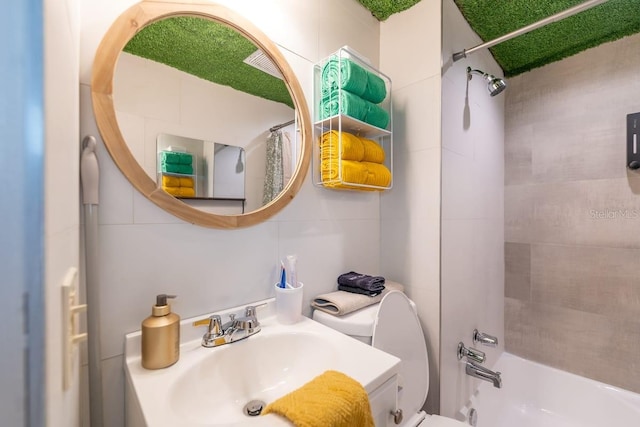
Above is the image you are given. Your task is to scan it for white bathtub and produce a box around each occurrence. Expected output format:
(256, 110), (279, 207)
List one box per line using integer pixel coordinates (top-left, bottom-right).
(457, 352), (640, 427)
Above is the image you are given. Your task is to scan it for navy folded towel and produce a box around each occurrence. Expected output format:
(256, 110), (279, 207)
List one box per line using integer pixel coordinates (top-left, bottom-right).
(337, 284), (382, 297)
(337, 271), (385, 295)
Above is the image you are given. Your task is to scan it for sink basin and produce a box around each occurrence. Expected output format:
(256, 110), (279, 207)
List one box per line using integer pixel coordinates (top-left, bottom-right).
(125, 300), (400, 426)
(170, 332), (339, 425)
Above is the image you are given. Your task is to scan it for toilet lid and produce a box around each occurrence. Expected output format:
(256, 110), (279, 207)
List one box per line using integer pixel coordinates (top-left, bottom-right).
(372, 291), (429, 417)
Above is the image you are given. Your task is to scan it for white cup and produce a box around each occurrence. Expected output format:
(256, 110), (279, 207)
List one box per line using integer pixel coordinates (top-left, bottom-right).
(274, 282), (304, 324)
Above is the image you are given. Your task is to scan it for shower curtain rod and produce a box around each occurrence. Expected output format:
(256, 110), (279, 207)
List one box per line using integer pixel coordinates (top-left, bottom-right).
(270, 119), (295, 132)
(452, 0), (608, 62)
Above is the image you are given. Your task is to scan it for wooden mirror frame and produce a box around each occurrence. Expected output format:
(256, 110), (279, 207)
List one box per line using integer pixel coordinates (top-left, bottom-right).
(91, 1), (311, 228)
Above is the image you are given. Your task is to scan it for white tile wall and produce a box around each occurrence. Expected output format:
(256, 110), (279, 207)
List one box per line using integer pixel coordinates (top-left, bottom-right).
(79, 1), (387, 425)
(379, 0), (442, 414)
(439, 0), (505, 418)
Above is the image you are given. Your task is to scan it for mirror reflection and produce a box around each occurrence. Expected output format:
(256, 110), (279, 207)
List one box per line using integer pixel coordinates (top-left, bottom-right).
(112, 16), (299, 214)
(156, 134), (247, 209)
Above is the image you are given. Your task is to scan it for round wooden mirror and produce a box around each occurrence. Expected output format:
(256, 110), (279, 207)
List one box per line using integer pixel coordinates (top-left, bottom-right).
(91, 1), (311, 228)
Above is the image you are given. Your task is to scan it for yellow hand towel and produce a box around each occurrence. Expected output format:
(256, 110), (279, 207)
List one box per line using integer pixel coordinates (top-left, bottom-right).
(162, 175), (194, 189)
(361, 138), (385, 163)
(161, 175), (181, 188)
(162, 186), (195, 198)
(263, 370), (374, 427)
(363, 162), (392, 187)
(321, 130), (364, 161)
(321, 159), (368, 183)
(178, 177), (194, 188)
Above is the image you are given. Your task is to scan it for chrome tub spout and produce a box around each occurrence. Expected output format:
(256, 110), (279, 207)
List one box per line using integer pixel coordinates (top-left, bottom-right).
(466, 360), (502, 388)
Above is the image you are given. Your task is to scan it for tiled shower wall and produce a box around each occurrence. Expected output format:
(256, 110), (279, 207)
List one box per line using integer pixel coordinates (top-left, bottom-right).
(439, 0), (505, 418)
(505, 32), (640, 392)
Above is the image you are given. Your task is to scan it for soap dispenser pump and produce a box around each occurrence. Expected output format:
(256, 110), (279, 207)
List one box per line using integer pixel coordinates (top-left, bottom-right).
(141, 294), (180, 369)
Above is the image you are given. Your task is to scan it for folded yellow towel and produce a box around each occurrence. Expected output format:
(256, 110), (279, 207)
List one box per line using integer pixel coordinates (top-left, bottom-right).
(363, 162), (392, 187)
(161, 175), (181, 188)
(361, 138), (385, 163)
(178, 177), (194, 188)
(321, 130), (364, 161)
(263, 370), (374, 427)
(162, 186), (195, 198)
(321, 159), (368, 183)
(162, 175), (194, 189)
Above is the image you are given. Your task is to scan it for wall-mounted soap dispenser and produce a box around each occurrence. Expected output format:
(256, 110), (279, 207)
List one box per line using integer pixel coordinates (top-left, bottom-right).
(141, 294), (180, 369)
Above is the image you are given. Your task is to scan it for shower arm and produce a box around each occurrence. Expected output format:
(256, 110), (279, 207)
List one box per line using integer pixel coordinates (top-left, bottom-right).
(467, 68), (490, 80)
(452, 0), (609, 62)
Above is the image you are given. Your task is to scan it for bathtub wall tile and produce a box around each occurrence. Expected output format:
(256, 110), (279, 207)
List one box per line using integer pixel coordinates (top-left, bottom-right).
(505, 32), (640, 395)
(504, 242), (530, 301)
(531, 244), (640, 320)
(505, 298), (640, 393)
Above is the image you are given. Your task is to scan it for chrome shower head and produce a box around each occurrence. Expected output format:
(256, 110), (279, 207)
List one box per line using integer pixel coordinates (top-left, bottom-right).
(467, 67), (507, 97)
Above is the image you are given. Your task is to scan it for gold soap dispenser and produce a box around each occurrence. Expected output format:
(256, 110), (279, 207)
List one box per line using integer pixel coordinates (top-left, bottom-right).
(141, 294), (180, 369)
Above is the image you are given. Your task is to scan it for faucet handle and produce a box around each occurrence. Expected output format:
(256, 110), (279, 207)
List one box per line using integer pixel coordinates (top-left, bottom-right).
(457, 342), (486, 364)
(193, 315), (222, 337)
(473, 329), (499, 347)
(244, 302), (267, 317)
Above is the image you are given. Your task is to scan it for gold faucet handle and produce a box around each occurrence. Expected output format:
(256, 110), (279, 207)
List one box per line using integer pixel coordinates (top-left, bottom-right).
(192, 318), (210, 328)
(192, 315), (222, 336)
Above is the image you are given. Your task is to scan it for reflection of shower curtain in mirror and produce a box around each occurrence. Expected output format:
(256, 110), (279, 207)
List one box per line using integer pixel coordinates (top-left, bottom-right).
(263, 131), (284, 205)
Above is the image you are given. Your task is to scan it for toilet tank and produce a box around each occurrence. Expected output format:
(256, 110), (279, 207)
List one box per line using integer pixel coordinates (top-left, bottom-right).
(312, 303), (379, 345)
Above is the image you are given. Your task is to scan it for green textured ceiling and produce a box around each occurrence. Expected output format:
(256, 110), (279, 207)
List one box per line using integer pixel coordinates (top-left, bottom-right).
(123, 16), (293, 108)
(357, 0), (422, 20)
(357, 0), (640, 77)
(453, 0), (640, 76)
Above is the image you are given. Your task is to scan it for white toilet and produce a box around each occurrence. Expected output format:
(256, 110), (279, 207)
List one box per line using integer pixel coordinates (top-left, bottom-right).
(313, 291), (467, 427)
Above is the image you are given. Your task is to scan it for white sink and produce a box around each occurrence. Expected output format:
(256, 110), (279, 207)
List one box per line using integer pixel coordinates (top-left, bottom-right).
(125, 299), (400, 427)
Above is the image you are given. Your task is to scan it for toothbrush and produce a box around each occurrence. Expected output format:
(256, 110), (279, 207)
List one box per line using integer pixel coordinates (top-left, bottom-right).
(286, 255), (298, 288)
(279, 262), (286, 288)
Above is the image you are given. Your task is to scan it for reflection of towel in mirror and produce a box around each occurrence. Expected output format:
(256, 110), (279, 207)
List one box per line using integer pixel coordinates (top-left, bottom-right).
(162, 186), (195, 198)
(263, 370), (374, 427)
(263, 131), (284, 205)
(282, 132), (293, 185)
(162, 175), (194, 188)
(161, 151), (192, 165)
(338, 271), (385, 293)
(162, 175), (180, 187)
(178, 177), (194, 188)
(161, 163), (193, 175)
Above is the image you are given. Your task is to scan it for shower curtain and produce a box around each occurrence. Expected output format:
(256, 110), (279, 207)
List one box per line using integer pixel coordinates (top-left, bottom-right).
(263, 130), (284, 205)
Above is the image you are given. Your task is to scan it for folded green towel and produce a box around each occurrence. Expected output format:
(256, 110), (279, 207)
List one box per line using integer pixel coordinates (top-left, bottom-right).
(161, 162), (193, 175)
(321, 90), (368, 122)
(320, 91), (389, 129)
(365, 71), (387, 104)
(161, 151), (193, 165)
(321, 57), (387, 104)
(364, 102), (390, 129)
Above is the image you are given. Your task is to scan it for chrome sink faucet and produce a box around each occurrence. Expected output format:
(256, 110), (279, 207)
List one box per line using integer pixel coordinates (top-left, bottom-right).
(193, 303), (266, 348)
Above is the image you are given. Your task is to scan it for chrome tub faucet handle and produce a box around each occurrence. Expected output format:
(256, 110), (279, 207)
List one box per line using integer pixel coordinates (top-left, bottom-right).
(473, 329), (499, 347)
(457, 342), (486, 364)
